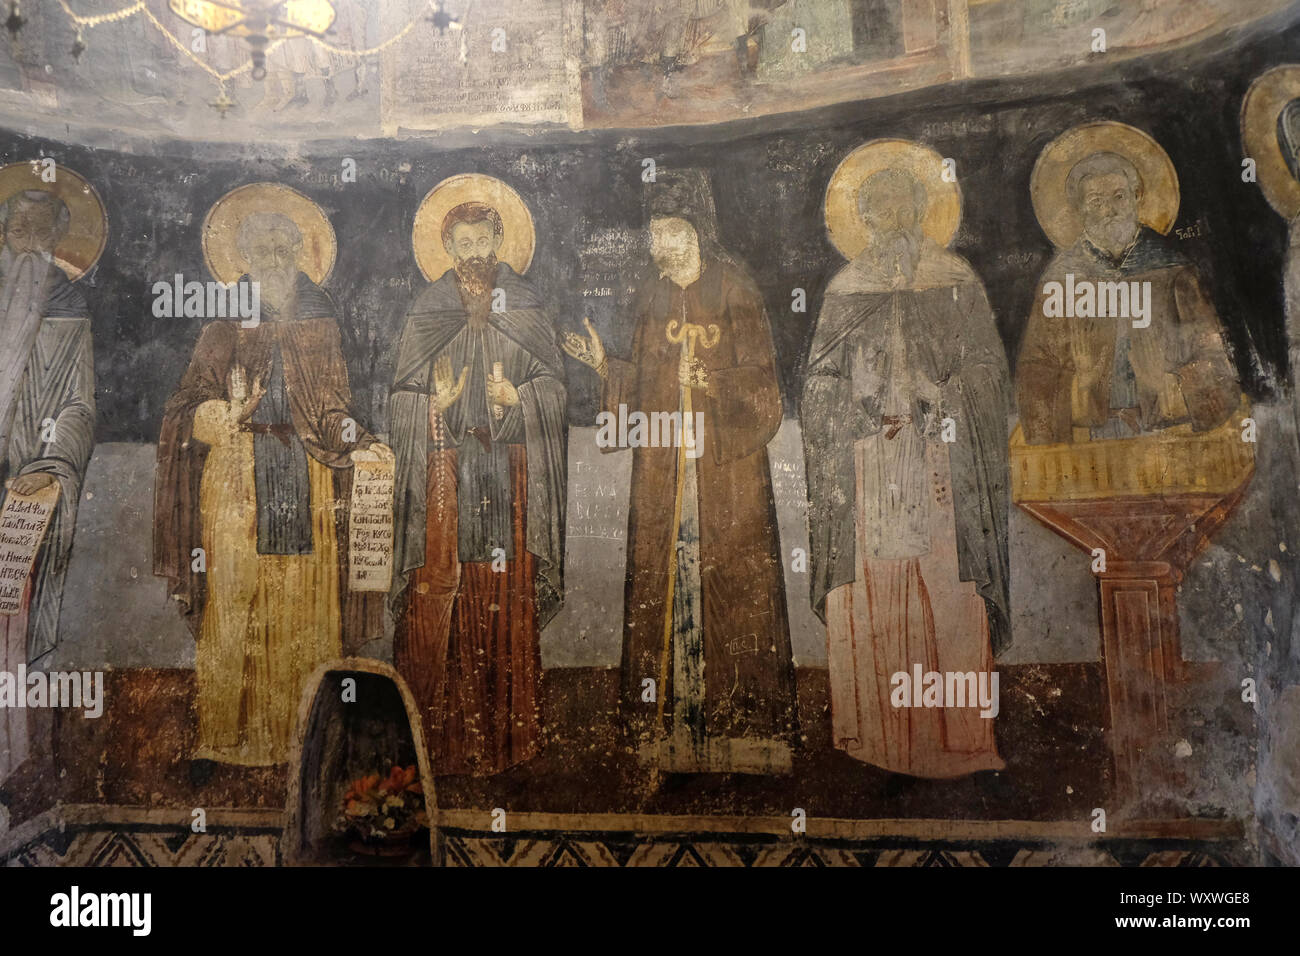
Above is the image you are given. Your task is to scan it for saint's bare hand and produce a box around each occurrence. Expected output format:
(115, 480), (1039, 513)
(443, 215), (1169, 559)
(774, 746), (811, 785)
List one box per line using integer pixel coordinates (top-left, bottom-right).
(433, 356), (470, 412)
(678, 356), (709, 390)
(487, 377), (520, 407)
(562, 317), (606, 372)
(6, 473), (55, 496)
(351, 441), (394, 463)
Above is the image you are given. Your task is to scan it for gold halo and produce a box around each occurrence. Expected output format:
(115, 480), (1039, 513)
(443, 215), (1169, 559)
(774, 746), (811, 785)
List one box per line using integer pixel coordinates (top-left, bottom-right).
(201, 183), (336, 285)
(0, 162), (107, 280)
(1242, 64), (1300, 221)
(412, 174), (536, 281)
(1030, 122), (1180, 249)
(824, 139), (962, 257)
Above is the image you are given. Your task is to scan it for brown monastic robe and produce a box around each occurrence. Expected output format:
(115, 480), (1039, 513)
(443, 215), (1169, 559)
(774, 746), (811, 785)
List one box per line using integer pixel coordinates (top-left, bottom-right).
(1017, 228), (1240, 445)
(604, 255), (796, 768)
(155, 274), (375, 628)
(154, 273), (376, 764)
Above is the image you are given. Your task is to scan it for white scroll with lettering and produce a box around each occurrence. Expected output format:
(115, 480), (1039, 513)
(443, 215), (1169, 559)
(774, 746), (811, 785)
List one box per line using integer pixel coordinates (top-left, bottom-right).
(348, 459), (395, 592)
(0, 481), (59, 614)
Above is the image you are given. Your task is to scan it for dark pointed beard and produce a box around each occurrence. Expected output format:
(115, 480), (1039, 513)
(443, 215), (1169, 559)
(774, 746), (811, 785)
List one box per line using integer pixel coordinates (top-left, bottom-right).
(454, 254), (497, 297)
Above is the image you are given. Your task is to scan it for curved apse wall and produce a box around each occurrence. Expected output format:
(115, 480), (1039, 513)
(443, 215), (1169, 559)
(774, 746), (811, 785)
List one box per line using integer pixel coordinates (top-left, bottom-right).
(1, 1), (1299, 878)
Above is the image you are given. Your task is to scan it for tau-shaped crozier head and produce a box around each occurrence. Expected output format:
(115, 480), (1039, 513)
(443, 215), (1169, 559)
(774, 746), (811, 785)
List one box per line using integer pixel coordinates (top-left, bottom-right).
(0, 189), (71, 257)
(1067, 151), (1143, 258)
(236, 211), (303, 307)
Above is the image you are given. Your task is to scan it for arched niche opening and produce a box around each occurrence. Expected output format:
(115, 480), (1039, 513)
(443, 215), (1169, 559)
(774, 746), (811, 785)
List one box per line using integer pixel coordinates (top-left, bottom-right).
(284, 658), (437, 866)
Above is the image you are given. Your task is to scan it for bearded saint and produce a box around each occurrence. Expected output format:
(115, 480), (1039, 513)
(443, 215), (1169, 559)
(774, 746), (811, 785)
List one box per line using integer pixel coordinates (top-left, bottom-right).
(1017, 151), (1239, 445)
(802, 167), (1008, 778)
(155, 211), (389, 777)
(565, 169), (796, 775)
(390, 201), (566, 776)
(0, 190), (96, 784)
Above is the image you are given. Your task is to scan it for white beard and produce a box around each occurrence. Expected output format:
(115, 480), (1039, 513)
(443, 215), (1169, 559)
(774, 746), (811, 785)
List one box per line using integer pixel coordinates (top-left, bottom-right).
(257, 269), (296, 312)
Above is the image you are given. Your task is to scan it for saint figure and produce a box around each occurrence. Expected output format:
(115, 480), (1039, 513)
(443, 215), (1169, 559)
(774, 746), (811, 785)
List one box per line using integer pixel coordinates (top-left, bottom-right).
(1242, 66), (1300, 443)
(155, 193), (389, 778)
(565, 169), (796, 774)
(390, 183), (566, 777)
(1017, 147), (1239, 445)
(0, 184), (98, 783)
(802, 149), (1007, 778)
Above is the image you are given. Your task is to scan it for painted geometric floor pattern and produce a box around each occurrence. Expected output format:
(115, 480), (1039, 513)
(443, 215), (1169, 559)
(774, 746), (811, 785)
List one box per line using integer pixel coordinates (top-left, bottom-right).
(438, 831), (1244, 867)
(3, 824), (282, 867)
(3, 822), (1245, 867)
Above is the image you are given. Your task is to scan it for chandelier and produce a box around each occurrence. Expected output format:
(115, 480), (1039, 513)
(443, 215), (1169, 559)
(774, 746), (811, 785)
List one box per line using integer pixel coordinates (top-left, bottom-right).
(168, 1), (336, 80)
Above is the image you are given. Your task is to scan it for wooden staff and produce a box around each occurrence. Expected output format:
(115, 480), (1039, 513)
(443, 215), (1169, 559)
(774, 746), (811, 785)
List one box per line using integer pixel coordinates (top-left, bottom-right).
(655, 312), (721, 738)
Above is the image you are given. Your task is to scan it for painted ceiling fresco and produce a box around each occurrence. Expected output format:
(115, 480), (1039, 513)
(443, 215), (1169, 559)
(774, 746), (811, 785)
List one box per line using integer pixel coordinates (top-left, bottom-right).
(0, 0), (1292, 141)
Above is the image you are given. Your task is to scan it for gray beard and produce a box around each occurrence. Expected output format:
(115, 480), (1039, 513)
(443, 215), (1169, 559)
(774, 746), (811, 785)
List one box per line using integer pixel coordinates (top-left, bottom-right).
(1084, 219), (1139, 257)
(868, 228), (922, 280)
(256, 270), (296, 311)
(0, 249), (45, 316)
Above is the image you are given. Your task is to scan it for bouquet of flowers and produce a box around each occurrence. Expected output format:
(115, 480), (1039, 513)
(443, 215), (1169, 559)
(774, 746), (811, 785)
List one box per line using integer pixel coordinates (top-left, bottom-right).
(336, 765), (428, 845)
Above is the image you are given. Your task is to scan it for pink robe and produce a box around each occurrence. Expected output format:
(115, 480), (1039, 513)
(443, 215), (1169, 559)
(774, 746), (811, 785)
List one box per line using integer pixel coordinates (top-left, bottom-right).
(824, 438), (1003, 778)
(806, 243), (1008, 778)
